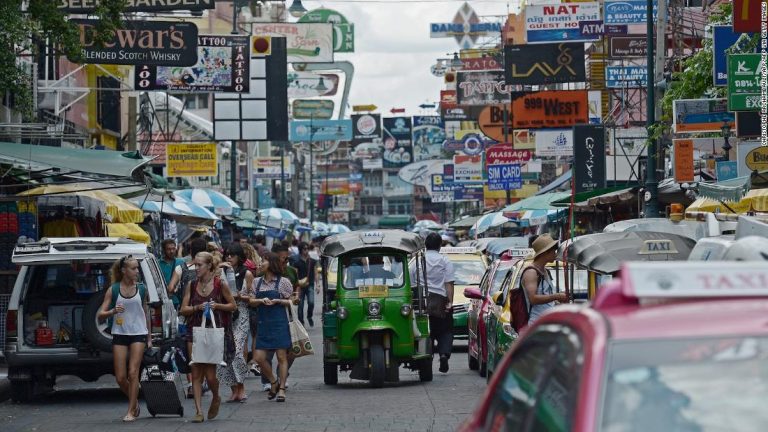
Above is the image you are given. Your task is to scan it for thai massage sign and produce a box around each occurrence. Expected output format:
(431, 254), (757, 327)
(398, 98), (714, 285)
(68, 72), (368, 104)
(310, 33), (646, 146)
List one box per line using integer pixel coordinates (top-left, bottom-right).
(70, 20), (198, 66)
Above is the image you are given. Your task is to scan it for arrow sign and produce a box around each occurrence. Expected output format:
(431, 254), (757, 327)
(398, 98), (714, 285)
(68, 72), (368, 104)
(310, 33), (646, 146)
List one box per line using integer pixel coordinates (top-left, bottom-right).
(419, 103), (436, 109)
(353, 104), (377, 112)
(390, 107), (405, 114)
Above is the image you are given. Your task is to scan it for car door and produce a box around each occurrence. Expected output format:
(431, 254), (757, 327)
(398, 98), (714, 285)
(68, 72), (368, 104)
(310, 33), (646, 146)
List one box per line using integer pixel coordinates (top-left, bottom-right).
(483, 325), (583, 432)
(486, 266), (514, 372)
(469, 264), (493, 342)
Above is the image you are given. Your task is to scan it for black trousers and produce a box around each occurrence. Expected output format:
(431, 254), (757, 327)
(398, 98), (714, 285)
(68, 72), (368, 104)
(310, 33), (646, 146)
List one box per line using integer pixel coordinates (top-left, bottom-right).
(429, 312), (454, 358)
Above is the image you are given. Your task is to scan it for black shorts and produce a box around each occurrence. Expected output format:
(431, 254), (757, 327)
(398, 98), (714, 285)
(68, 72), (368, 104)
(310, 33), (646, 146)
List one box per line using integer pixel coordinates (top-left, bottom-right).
(112, 334), (147, 346)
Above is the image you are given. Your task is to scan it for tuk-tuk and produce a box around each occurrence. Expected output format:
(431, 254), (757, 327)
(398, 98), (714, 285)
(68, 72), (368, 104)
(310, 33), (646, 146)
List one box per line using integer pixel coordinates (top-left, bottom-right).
(319, 230), (432, 387)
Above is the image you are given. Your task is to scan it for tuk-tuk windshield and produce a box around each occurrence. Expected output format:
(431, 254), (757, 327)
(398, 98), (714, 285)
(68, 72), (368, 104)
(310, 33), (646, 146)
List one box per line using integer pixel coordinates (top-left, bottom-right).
(341, 254), (405, 289)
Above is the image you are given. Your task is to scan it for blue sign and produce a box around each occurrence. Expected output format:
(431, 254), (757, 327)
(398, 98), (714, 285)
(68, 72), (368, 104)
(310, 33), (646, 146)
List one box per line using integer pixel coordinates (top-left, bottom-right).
(605, 24), (628, 35)
(487, 163), (522, 191)
(289, 119), (353, 142)
(454, 184), (483, 201)
(712, 25), (758, 86)
(430, 173), (462, 193)
(606, 66), (648, 88)
(579, 20), (603, 37)
(716, 161), (738, 181)
(604, 0), (658, 25)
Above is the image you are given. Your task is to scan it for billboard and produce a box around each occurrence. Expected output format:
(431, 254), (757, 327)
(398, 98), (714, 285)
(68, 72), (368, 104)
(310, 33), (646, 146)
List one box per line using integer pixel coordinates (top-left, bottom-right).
(289, 119), (353, 141)
(672, 99), (735, 133)
(135, 35), (249, 93)
(166, 143), (217, 177)
(534, 129), (574, 157)
(572, 125), (606, 193)
(70, 20), (198, 66)
(672, 139), (695, 183)
(457, 70), (509, 105)
(251, 23), (334, 63)
(504, 43), (586, 85)
(287, 72), (339, 98)
(524, 3), (601, 43)
(382, 117), (413, 169)
(352, 114), (382, 145)
(511, 90), (589, 129)
(412, 116), (446, 161)
(609, 36), (648, 58)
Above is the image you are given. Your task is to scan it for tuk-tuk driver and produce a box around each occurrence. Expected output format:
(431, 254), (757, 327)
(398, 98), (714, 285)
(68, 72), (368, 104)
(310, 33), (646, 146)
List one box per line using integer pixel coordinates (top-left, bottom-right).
(363, 255), (396, 282)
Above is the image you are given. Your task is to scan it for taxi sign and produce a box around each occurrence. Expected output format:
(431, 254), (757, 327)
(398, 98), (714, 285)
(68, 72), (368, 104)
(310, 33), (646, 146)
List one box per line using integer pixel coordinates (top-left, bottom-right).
(507, 248), (534, 257)
(358, 285), (389, 298)
(623, 262), (768, 298)
(637, 239), (679, 255)
(360, 231), (384, 244)
(439, 246), (477, 254)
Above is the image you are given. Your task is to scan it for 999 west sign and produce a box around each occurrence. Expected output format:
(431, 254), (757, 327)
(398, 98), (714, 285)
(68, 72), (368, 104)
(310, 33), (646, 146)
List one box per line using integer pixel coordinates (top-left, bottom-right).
(510, 90), (589, 129)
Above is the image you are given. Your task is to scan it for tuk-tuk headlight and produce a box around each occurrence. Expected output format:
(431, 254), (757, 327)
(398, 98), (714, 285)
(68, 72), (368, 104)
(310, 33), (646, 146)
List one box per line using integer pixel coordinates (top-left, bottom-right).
(400, 304), (411, 317)
(337, 307), (348, 320)
(367, 301), (381, 317)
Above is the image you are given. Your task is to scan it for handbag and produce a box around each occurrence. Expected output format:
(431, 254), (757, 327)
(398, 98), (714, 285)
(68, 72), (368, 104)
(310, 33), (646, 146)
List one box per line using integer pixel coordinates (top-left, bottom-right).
(190, 304), (226, 366)
(286, 305), (314, 358)
(427, 292), (448, 318)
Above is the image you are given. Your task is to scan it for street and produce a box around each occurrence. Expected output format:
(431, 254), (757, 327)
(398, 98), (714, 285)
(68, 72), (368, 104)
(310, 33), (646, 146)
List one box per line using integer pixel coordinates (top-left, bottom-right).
(0, 312), (485, 432)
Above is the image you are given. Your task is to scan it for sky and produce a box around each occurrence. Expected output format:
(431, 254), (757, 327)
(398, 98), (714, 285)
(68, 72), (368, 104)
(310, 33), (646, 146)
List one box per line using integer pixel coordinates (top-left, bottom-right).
(293, 0), (519, 117)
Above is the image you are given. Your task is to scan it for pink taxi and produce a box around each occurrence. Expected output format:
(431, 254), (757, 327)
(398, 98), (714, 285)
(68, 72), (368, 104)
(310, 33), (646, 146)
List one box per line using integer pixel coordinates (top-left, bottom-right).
(460, 261), (768, 432)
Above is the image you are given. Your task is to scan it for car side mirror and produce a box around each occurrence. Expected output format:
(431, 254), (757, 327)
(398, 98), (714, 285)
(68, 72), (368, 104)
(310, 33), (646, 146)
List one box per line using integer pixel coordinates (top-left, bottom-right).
(463, 287), (483, 300)
(492, 291), (504, 306)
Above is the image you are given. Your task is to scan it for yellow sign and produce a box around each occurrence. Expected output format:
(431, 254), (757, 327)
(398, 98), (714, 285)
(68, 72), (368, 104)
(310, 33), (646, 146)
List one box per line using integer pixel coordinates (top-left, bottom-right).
(353, 104), (377, 112)
(359, 285), (389, 298)
(166, 143), (218, 177)
(745, 146), (768, 172)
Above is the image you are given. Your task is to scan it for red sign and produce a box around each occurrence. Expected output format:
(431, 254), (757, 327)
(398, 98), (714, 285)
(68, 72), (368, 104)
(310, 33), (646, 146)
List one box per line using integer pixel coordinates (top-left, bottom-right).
(461, 56), (503, 71)
(485, 144), (532, 165)
(733, 0), (764, 32)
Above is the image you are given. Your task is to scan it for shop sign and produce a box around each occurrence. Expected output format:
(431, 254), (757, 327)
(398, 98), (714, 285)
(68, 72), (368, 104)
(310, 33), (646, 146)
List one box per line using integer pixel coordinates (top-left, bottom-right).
(70, 19), (198, 66)
(716, 161), (739, 181)
(736, 111), (762, 137)
(604, 0), (659, 25)
(136, 35), (248, 92)
(454, 184), (484, 201)
(524, 2), (601, 43)
(457, 70), (510, 105)
(609, 36), (648, 58)
(382, 117), (413, 169)
(166, 143), (217, 177)
(253, 157), (292, 179)
(461, 55), (503, 71)
(511, 90), (589, 129)
(572, 125), (606, 193)
(289, 119), (353, 141)
(251, 23), (334, 63)
(297, 8), (355, 52)
(412, 116), (446, 161)
(485, 144), (532, 165)
(430, 2), (503, 49)
(58, 0), (214, 13)
(672, 139), (694, 183)
(733, 0), (764, 32)
(534, 129), (574, 157)
(333, 195), (355, 212)
(578, 20), (604, 37)
(487, 164), (522, 190)
(292, 100), (334, 120)
(453, 155), (483, 183)
(727, 54), (764, 111)
(352, 114), (382, 144)
(672, 99), (735, 133)
(504, 43), (585, 85)
(287, 72), (339, 98)
(745, 146), (768, 172)
(605, 66), (648, 88)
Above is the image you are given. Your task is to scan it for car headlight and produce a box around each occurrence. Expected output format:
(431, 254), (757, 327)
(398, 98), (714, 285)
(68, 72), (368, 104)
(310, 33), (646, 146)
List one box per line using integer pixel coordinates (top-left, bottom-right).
(400, 304), (411, 317)
(368, 301), (381, 316)
(337, 307), (348, 320)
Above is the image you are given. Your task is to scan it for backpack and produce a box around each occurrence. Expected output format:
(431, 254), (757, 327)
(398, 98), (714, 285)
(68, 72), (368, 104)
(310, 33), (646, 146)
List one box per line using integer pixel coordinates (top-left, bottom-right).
(176, 262), (196, 304)
(509, 267), (545, 333)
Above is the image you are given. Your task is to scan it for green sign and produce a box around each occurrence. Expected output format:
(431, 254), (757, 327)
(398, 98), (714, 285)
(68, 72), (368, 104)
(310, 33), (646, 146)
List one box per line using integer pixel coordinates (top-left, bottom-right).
(727, 53), (764, 111)
(292, 99), (335, 120)
(298, 8), (355, 53)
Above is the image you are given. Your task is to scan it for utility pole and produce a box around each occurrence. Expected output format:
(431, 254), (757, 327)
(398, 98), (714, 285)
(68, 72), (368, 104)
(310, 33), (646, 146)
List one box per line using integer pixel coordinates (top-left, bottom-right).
(643, 0), (660, 217)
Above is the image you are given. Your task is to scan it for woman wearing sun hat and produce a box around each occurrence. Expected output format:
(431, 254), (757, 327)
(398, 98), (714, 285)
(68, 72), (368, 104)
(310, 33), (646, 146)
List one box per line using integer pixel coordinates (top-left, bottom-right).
(521, 234), (568, 325)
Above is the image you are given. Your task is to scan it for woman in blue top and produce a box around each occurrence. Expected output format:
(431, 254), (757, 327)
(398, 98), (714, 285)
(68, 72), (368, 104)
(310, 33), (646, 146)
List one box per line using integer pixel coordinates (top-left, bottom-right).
(97, 255), (151, 422)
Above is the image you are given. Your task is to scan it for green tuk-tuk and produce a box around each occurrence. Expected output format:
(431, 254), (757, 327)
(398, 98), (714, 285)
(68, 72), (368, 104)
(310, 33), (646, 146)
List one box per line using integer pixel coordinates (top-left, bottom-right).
(319, 230), (432, 387)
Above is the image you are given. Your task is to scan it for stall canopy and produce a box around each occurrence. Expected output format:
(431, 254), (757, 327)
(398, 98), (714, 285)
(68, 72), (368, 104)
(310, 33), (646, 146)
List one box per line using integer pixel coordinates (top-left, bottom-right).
(536, 170), (572, 195)
(131, 195), (219, 225)
(502, 192), (570, 226)
(449, 215), (481, 229)
(551, 186), (638, 212)
(18, 184), (144, 223)
(105, 223), (150, 244)
(470, 211), (515, 236)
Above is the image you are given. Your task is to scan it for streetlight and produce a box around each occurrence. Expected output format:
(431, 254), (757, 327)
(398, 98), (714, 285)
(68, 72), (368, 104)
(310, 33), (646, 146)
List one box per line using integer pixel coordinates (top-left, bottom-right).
(449, 52), (463, 69)
(720, 121), (732, 161)
(288, 0), (307, 17)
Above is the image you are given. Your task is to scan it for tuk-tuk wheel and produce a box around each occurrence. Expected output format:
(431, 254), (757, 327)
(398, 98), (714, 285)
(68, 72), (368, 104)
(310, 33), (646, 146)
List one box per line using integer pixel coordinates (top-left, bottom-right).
(323, 361), (338, 385)
(418, 357), (433, 382)
(370, 344), (386, 388)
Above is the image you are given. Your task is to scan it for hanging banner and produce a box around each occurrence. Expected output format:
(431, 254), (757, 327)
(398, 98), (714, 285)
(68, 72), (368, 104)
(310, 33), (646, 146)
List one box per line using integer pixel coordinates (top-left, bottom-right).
(382, 117), (414, 169)
(351, 114), (382, 145)
(457, 70), (509, 105)
(136, 35), (249, 93)
(412, 116), (446, 161)
(70, 20), (198, 66)
(524, 2), (601, 43)
(166, 143), (217, 177)
(297, 8), (355, 52)
(572, 125), (606, 193)
(511, 90), (589, 129)
(59, 0), (215, 13)
(604, 0), (659, 25)
(609, 36), (648, 58)
(673, 139), (695, 183)
(251, 23), (334, 63)
(672, 99), (735, 133)
(504, 43), (586, 85)
(534, 129), (574, 157)
(287, 72), (339, 98)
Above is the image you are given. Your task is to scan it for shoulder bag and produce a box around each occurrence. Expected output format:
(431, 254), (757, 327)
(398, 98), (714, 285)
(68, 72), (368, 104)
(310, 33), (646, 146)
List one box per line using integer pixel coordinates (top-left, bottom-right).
(285, 303), (313, 358)
(190, 303), (226, 366)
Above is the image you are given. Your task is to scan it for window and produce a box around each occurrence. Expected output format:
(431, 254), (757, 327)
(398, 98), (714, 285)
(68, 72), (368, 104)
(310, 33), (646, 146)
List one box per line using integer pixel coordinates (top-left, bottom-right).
(387, 198), (412, 215)
(340, 254), (405, 289)
(183, 94), (209, 110)
(363, 173), (383, 188)
(361, 198), (382, 216)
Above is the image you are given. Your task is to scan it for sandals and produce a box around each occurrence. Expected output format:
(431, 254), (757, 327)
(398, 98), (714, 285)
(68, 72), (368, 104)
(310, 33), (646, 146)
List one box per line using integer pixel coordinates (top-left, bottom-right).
(121, 405), (140, 422)
(267, 380), (279, 400)
(192, 413), (204, 423)
(208, 395), (221, 420)
(276, 387), (286, 403)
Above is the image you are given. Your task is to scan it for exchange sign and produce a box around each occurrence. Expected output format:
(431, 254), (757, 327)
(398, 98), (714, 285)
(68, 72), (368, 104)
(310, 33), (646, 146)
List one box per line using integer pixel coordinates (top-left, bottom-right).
(727, 54), (764, 111)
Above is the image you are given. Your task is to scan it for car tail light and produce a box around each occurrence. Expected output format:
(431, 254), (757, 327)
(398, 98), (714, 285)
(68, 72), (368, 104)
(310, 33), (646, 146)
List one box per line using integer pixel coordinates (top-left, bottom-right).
(151, 307), (162, 329)
(6, 310), (17, 338)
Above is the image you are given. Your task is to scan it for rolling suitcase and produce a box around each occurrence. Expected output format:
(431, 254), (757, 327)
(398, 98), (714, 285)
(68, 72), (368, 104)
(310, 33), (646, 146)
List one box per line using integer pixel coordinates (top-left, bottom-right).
(141, 364), (184, 417)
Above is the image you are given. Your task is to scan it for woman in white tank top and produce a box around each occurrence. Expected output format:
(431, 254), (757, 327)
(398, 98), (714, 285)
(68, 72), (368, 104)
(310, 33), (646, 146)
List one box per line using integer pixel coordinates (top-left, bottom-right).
(97, 256), (151, 422)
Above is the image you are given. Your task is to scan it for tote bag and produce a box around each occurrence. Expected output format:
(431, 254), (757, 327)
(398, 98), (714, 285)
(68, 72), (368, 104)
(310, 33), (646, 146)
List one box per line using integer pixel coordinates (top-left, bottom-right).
(191, 304), (226, 366)
(286, 305), (314, 358)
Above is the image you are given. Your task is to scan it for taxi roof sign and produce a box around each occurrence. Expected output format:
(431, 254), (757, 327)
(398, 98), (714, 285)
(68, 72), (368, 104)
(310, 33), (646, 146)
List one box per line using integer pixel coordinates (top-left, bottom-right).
(440, 246), (477, 254)
(506, 248), (534, 257)
(622, 262), (768, 299)
(637, 239), (679, 255)
(360, 231), (385, 244)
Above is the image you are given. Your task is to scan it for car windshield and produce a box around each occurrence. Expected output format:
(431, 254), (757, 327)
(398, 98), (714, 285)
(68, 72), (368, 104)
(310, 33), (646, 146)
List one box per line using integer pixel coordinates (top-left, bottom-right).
(489, 262), (515, 296)
(341, 254), (405, 289)
(601, 336), (768, 432)
(452, 260), (485, 285)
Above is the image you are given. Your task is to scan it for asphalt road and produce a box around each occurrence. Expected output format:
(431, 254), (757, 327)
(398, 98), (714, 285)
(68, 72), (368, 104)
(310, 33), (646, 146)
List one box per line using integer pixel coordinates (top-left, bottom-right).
(0, 312), (488, 432)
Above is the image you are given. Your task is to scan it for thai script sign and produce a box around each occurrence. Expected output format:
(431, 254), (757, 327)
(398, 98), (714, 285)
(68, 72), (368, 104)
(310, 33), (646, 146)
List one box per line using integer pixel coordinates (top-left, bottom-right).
(525, 2), (601, 43)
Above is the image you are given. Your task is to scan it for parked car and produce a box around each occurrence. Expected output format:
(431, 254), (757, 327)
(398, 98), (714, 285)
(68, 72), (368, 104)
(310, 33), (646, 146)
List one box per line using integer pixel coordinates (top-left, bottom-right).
(439, 247), (488, 340)
(4, 237), (177, 402)
(461, 261), (768, 431)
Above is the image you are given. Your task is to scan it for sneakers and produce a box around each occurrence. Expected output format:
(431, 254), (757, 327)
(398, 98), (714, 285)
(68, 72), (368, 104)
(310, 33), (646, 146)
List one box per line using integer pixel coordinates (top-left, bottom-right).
(439, 356), (449, 373)
(262, 383), (271, 392)
(249, 362), (261, 377)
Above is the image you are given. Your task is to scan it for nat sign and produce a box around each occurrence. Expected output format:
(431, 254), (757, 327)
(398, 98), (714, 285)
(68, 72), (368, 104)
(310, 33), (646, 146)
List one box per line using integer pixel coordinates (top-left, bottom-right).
(70, 20), (198, 66)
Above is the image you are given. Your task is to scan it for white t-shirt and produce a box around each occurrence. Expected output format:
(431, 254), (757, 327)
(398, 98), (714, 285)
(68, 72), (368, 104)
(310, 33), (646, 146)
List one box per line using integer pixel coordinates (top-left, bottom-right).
(411, 250), (455, 297)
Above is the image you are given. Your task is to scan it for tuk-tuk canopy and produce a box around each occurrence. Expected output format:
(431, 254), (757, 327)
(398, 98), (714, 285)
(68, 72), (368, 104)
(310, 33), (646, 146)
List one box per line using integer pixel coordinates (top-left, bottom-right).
(319, 230), (425, 258)
(559, 231), (697, 275)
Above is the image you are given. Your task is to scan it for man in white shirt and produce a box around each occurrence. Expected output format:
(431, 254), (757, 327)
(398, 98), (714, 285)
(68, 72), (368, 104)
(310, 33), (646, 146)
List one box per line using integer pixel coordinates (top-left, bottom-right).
(415, 232), (455, 373)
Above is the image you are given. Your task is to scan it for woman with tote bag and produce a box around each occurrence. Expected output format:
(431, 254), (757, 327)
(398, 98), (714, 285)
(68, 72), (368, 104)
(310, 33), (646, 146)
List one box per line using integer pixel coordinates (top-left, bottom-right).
(180, 252), (237, 423)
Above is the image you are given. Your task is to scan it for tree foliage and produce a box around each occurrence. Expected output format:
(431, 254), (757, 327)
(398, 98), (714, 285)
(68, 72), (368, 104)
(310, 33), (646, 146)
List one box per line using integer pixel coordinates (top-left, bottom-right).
(0, 0), (125, 120)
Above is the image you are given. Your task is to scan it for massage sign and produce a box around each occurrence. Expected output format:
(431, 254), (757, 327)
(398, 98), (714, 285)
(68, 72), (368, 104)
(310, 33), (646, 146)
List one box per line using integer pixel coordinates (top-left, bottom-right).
(69, 20), (198, 66)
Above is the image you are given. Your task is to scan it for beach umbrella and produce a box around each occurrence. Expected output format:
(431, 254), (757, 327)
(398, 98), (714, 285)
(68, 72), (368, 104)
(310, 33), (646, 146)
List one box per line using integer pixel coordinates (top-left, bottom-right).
(258, 207), (300, 229)
(173, 188), (241, 216)
(131, 195), (219, 221)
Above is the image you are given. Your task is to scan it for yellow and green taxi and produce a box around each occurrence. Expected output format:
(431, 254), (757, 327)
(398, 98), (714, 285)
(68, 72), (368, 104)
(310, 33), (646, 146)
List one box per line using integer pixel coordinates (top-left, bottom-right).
(485, 258), (588, 380)
(439, 246), (488, 340)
